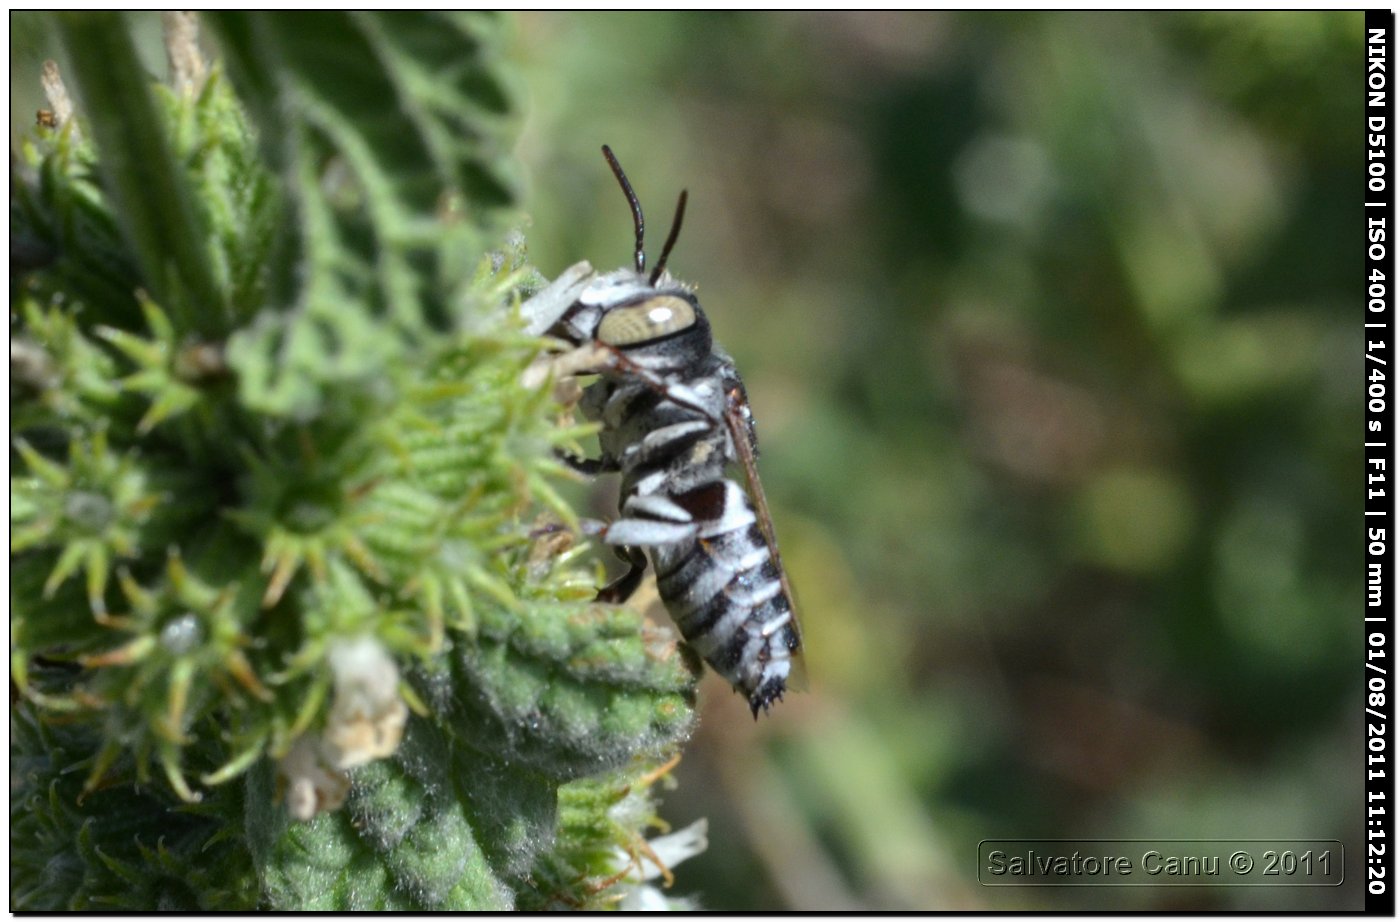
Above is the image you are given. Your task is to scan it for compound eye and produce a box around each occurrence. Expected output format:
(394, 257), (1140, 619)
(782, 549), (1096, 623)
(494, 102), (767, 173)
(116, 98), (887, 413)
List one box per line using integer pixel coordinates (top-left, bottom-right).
(596, 295), (697, 346)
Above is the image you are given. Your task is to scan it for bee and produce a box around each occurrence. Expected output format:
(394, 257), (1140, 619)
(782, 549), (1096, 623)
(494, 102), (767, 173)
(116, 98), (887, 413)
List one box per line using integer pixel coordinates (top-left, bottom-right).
(522, 146), (804, 717)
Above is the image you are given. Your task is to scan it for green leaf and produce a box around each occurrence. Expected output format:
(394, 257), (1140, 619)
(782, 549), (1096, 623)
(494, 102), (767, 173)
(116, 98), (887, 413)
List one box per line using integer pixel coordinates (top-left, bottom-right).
(246, 722), (514, 910)
(9, 706), (257, 910)
(202, 12), (522, 418)
(451, 601), (699, 780)
(11, 123), (147, 334)
(53, 12), (230, 337)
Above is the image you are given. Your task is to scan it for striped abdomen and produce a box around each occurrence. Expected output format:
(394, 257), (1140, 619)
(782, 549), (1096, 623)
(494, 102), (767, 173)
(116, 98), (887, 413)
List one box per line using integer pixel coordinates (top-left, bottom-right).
(650, 480), (800, 715)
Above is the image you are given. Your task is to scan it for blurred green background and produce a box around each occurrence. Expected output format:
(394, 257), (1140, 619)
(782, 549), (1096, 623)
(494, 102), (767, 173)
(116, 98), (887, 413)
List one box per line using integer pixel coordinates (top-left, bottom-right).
(512, 11), (1364, 911)
(11, 11), (1366, 911)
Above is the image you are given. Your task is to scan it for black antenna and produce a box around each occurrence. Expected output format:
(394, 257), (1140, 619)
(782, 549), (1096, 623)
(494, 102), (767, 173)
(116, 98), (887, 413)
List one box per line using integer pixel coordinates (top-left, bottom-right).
(601, 145), (646, 273)
(650, 190), (688, 285)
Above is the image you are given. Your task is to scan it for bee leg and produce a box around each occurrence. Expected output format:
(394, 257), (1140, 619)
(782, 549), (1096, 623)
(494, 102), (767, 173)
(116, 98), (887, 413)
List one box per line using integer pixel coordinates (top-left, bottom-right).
(596, 546), (648, 604)
(581, 516), (698, 547)
(520, 340), (614, 391)
(561, 345), (724, 424)
(554, 449), (617, 476)
(527, 521), (570, 540)
(579, 495), (696, 601)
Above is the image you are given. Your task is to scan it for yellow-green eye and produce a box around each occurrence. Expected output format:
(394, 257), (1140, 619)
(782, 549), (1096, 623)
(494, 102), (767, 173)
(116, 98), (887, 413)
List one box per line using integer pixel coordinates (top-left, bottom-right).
(596, 295), (697, 346)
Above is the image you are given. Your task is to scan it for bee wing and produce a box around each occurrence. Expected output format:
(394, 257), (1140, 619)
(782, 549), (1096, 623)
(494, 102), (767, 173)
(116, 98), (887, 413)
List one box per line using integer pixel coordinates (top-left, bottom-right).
(722, 388), (808, 692)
